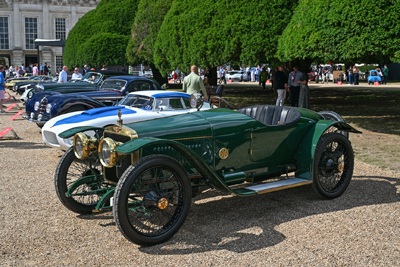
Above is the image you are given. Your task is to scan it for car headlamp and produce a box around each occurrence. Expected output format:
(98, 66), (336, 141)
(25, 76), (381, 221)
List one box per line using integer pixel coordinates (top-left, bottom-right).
(30, 112), (35, 119)
(73, 133), (98, 159)
(190, 93), (204, 110)
(98, 138), (121, 168)
(34, 101), (39, 111)
(46, 104), (52, 113)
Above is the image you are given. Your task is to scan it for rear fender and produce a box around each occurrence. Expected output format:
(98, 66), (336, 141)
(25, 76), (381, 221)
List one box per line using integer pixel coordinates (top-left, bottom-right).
(116, 137), (237, 195)
(54, 96), (106, 115)
(293, 120), (361, 179)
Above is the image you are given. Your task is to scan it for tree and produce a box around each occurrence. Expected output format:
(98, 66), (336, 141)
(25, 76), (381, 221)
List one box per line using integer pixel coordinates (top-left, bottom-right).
(154, 0), (298, 84)
(277, 0), (400, 65)
(64, 0), (139, 68)
(126, 0), (174, 85)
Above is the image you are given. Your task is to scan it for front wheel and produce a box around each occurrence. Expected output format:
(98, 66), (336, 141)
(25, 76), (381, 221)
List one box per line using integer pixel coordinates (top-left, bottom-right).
(312, 133), (354, 199)
(54, 147), (103, 214)
(113, 155), (192, 246)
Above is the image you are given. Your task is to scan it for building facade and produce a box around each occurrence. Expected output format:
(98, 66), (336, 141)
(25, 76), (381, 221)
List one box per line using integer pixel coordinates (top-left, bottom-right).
(0, 0), (100, 71)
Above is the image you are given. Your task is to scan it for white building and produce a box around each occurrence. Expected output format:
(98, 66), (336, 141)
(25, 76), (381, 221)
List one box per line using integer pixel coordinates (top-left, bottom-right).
(0, 0), (100, 71)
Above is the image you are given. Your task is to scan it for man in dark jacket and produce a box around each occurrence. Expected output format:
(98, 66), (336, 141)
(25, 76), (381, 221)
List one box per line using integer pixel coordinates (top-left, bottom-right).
(44, 63), (49, 75)
(275, 66), (287, 106)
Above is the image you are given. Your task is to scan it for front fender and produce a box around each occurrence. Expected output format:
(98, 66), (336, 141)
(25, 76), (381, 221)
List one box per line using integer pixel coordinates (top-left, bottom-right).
(116, 137), (239, 195)
(26, 91), (62, 113)
(58, 126), (105, 139)
(293, 120), (361, 179)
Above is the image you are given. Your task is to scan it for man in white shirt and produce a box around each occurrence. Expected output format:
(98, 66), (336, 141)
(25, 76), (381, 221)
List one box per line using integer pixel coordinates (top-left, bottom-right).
(58, 66), (68, 83)
(32, 64), (38, 76)
(72, 68), (82, 79)
(287, 66), (302, 107)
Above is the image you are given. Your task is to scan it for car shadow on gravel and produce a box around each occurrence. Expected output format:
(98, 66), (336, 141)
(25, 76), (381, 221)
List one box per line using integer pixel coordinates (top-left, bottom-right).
(0, 141), (51, 149)
(138, 176), (399, 254)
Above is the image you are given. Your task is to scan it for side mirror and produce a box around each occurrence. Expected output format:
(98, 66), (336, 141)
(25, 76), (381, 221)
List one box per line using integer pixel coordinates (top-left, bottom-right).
(190, 93), (204, 111)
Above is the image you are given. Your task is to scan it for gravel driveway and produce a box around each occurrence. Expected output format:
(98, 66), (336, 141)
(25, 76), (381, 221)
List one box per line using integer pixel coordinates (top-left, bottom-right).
(0, 94), (399, 266)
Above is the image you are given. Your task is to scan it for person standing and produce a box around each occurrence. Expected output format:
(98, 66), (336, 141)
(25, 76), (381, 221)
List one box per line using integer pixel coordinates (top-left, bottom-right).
(275, 66), (287, 106)
(382, 65), (389, 84)
(220, 67), (226, 84)
(353, 66), (359, 85)
(246, 66), (251, 82)
(182, 65), (208, 99)
(40, 63), (44, 75)
(287, 66), (302, 107)
(0, 65), (6, 113)
(347, 66), (353, 85)
(72, 68), (82, 79)
(17, 67), (24, 77)
(83, 65), (89, 73)
(44, 63), (49, 75)
(251, 67), (256, 82)
(297, 71), (310, 109)
(58, 66), (68, 83)
(32, 64), (38, 76)
(259, 67), (268, 89)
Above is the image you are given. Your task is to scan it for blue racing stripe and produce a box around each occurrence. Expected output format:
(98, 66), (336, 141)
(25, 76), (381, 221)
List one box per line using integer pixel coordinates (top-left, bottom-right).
(152, 92), (190, 98)
(53, 106), (137, 127)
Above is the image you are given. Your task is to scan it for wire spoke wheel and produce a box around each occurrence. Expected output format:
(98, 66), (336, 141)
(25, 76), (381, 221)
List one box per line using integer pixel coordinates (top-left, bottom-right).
(114, 155), (191, 246)
(312, 133), (354, 199)
(55, 147), (104, 214)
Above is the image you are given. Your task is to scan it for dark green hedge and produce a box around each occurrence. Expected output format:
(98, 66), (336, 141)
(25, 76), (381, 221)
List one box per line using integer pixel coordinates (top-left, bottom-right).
(277, 0), (400, 64)
(64, 0), (139, 68)
(154, 0), (298, 74)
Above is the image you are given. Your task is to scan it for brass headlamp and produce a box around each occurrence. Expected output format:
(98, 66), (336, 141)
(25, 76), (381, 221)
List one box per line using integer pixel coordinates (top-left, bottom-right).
(73, 133), (99, 159)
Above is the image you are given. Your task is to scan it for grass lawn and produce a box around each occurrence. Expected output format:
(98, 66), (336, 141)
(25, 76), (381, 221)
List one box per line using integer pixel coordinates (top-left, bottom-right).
(170, 82), (400, 172)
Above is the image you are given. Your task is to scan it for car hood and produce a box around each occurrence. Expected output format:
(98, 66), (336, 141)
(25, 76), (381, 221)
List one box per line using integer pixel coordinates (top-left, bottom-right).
(125, 109), (254, 140)
(52, 106), (136, 127)
(42, 81), (96, 90)
(44, 90), (120, 104)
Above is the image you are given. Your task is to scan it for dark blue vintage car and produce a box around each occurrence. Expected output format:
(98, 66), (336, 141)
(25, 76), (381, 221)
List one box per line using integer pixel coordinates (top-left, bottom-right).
(25, 76), (162, 127)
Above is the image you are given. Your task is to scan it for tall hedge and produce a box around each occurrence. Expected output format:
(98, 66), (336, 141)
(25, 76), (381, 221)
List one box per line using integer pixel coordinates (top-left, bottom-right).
(154, 0), (298, 75)
(64, 0), (139, 68)
(277, 0), (400, 64)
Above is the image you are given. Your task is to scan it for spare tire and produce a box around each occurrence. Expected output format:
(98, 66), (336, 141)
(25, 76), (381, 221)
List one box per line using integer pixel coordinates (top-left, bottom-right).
(318, 110), (349, 139)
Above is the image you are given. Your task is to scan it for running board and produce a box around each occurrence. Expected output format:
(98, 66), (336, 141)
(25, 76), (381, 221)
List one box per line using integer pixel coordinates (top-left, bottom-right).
(244, 178), (312, 194)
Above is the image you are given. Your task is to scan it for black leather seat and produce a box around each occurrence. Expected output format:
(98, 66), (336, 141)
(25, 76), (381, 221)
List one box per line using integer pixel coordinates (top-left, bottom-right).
(237, 105), (301, 126)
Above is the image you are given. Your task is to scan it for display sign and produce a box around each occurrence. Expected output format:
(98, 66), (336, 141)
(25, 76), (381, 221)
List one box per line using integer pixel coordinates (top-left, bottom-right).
(0, 127), (12, 138)
(9, 111), (24, 121)
(5, 103), (18, 111)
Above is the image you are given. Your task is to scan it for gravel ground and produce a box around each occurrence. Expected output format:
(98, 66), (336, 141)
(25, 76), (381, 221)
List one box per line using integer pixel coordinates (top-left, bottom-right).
(0, 92), (399, 266)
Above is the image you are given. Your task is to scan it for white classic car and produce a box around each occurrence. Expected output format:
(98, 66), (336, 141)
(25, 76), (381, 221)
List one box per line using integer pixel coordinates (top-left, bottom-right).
(42, 90), (211, 150)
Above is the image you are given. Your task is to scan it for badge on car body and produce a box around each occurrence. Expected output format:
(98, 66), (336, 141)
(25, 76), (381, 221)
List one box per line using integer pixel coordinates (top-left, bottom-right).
(219, 148), (229, 159)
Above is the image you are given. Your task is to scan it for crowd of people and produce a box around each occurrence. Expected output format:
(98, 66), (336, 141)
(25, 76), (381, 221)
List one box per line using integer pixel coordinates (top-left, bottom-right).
(3, 63), (52, 79)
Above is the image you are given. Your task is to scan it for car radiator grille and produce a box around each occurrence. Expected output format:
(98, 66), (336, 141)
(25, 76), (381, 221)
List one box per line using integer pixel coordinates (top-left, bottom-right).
(38, 97), (47, 116)
(103, 131), (133, 183)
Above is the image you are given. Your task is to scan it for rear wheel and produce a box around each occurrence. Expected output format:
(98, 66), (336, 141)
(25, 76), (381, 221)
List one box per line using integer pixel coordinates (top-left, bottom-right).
(318, 111), (349, 139)
(113, 155), (192, 246)
(312, 133), (354, 199)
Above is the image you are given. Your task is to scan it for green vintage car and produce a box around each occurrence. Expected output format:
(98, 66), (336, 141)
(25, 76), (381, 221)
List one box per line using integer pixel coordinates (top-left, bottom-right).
(55, 96), (360, 246)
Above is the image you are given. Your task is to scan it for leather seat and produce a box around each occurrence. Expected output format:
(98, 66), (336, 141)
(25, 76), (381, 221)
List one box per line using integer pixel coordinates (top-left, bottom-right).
(237, 105), (301, 126)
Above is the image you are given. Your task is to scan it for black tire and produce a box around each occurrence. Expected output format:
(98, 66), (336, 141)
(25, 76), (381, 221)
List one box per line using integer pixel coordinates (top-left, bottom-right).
(113, 155), (192, 246)
(318, 110), (349, 139)
(54, 147), (103, 214)
(36, 123), (44, 129)
(312, 133), (354, 199)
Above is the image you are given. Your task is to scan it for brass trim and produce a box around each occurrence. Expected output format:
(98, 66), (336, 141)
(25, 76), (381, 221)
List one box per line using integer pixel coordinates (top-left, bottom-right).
(158, 198), (168, 209)
(103, 125), (138, 140)
(257, 180), (312, 194)
(73, 133), (98, 159)
(98, 138), (121, 168)
(219, 148), (229, 159)
(338, 163), (344, 172)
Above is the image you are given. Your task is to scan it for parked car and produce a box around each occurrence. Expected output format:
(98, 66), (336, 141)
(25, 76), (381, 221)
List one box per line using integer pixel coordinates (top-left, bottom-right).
(5, 74), (35, 89)
(42, 91), (213, 151)
(20, 70), (128, 102)
(225, 71), (249, 82)
(54, 98), (360, 246)
(368, 70), (382, 84)
(13, 75), (56, 95)
(25, 76), (162, 127)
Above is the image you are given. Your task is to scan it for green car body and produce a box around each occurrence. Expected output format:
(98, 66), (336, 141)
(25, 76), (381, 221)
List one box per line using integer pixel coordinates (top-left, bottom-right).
(56, 105), (360, 246)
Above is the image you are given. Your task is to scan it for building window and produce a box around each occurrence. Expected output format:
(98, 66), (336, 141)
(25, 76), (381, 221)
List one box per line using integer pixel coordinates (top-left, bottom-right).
(25, 17), (38, 50)
(56, 56), (63, 73)
(0, 17), (9, 50)
(55, 18), (66, 40)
